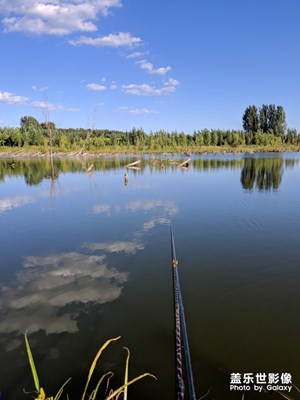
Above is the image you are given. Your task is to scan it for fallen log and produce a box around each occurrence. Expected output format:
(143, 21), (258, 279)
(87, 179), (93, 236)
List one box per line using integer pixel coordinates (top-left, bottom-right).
(177, 158), (191, 168)
(86, 164), (94, 173)
(127, 166), (141, 171)
(124, 159), (141, 168)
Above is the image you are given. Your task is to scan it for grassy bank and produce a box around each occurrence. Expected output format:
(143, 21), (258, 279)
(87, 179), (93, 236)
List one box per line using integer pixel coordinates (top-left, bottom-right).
(1, 144), (300, 157)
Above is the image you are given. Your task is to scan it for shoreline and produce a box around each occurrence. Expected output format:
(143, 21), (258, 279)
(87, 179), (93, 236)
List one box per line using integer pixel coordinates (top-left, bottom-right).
(1, 145), (300, 158)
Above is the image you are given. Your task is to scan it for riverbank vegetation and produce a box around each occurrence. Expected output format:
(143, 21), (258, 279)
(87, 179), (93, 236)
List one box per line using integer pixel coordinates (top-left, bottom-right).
(1, 104), (300, 154)
(25, 332), (156, 400)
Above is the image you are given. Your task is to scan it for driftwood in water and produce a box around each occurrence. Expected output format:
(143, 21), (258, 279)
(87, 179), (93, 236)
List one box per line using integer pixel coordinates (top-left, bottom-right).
(124, 159), (141, 168)
(177, 158), (191, 168)
(86, 164), (94, 173)
(127, 166), (141, 171)
(124, 173), (129, 185)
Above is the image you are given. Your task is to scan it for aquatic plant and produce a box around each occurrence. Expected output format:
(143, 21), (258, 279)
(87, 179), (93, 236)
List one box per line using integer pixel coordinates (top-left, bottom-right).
(25, 332), (156, 400)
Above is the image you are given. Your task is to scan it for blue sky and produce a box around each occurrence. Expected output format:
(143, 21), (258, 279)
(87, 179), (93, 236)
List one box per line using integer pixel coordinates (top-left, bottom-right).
(0, 0), (300, 133)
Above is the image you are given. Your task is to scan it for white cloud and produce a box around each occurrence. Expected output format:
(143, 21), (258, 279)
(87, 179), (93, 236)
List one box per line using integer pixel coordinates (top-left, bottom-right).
(1, 0), (122, 36)
(31, 100), (79, 112)
(136, 60), (171, 76)
(121, 84), (155, 96)
(31, 100), (61, 109)
(164, 78), (179, 86)
(32, 85), (48, 92)
(86, 83), (106, 91)
(118, 106), (158, 115)
(0, 91), (78, 112)
(0, 90), (28, 104)
(126, 51), (149, 59)
(69, 31), (142, 47)
(121, 79), (179, 96)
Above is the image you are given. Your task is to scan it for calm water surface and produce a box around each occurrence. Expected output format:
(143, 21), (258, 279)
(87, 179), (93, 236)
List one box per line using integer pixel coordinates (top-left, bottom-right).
(1, 153), (300, 400)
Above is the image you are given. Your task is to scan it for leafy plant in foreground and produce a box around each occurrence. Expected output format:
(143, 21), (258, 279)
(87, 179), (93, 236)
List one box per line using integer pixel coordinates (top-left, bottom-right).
(25, 332), (156, 400)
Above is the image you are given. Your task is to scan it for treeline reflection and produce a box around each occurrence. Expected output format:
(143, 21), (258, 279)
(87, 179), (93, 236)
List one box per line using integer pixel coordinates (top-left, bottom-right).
(241, 158), (284, 190)
(0, 156), (298, 190)
(0, 157), (137, 186)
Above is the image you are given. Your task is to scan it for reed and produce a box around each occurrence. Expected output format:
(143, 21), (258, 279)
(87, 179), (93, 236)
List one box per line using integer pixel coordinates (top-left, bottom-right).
(25, 333), (156, 400)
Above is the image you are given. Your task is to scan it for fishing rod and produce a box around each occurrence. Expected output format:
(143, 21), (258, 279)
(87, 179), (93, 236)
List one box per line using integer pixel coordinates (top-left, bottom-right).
(171, 226), (197, 400)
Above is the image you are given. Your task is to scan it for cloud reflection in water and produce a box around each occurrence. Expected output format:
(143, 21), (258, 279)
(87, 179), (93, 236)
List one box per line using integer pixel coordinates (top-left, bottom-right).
(92, 203), (111, 215)
(0, 195), (178, 340)
(142, 217), (170, 232)
(125, 199), (178, 214)
(0, 195), (35, 214)
(0, 252), (128, 335)
(83, 241), (144, 254)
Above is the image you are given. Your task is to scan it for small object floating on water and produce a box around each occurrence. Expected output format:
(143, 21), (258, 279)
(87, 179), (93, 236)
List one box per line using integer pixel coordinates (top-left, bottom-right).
(124, 173), (129, 185)
(86, 164), (94, 173)
(124, 159), (141, 168)
(177, 158), (191, 168)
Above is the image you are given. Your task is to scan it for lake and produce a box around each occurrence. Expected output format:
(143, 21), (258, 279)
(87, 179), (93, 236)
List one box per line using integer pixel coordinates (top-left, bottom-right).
(1, 153), (300, 400)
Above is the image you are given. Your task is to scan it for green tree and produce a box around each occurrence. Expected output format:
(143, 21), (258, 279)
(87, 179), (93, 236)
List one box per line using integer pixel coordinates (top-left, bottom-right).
(274, 105), (286, 138)
(20, 116), (43, 146)
(259, 104), (269, 133)
(242, 105), (259, 132)
(193, 131), (204, 146)
(285, 128), (298, 145)
(178, 132), (187, 147)
(258, 104), (286, 137)
(245, 131), (255, 145)
(216, 130), (224, 146)
(203, 129), (211, 146)
(226, 130), (233, 146)
(130, 127), (146, 147)
(0, 128), (9, 146)
(211, 130), (218, 146)
(232, 133), (240, 147)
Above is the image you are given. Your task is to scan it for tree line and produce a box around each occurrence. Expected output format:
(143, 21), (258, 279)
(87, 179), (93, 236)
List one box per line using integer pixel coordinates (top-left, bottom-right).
(1, 106), (300, 150)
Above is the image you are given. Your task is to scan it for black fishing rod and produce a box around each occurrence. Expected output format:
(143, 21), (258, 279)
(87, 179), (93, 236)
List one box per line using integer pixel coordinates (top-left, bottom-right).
(171, 226), (197, 400)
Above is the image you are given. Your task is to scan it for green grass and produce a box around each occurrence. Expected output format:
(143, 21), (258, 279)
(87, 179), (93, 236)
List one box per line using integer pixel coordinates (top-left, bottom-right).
(1, 143), (300, 157)
(25, 333), (156, 400)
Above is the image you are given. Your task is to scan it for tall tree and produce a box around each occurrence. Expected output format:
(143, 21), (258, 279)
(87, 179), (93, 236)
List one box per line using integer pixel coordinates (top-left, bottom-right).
(274, 105), (286, 137)
(258, 104), (286, 136)
(20, 116), (43, 146)
(268, 104), (277, 132)
(259, 104), (269, 133)
(203, 129), (211, 146)
(242, 105), (259, 132)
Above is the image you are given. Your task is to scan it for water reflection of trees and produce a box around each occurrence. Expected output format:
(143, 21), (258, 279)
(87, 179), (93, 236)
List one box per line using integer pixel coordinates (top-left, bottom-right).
(193, 158), (242, 171)
(0, 157), (244, 185)
(0, 157), (140, 185)
(0, 156), (299, 188)
(0, 158), (59, 186)
(241, 158), (284, 190)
